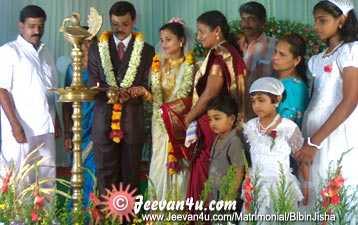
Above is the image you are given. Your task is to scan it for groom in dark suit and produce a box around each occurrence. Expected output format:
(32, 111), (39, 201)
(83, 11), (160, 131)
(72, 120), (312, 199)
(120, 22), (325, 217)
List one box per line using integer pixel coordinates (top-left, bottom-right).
(87, 1), (154, 200)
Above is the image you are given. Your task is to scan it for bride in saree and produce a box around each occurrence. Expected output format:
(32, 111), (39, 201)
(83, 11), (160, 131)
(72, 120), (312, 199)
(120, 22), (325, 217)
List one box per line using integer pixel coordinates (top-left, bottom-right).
(129, 18), (196, 201)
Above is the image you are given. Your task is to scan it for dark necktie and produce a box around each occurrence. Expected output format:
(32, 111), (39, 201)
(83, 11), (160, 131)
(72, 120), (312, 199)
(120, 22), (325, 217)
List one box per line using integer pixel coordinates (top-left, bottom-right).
(118, 42), (125, 61)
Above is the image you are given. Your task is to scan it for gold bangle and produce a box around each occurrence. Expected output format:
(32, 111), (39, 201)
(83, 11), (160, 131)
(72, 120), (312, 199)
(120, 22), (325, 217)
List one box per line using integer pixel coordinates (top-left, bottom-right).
(140, 87), (153, 102)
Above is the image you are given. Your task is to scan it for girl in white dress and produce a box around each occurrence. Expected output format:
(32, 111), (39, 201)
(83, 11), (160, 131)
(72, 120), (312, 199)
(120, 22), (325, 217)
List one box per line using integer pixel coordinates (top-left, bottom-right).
(243, 77), (309, 215)
(294, 0), (358, 219)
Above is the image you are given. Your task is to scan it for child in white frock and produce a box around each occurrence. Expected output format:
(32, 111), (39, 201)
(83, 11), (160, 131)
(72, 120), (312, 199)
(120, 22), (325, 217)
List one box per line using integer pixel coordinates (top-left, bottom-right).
(243, 77), (309, 216)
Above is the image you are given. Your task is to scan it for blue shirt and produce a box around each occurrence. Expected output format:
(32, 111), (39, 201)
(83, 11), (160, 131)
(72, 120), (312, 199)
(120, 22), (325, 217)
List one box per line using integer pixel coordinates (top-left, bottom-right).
(277, 77), (309, 127)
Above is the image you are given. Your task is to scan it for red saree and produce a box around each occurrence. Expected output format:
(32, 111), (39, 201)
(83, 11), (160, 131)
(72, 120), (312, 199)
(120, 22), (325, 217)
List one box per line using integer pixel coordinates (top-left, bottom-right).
(186, 42), (246, 221)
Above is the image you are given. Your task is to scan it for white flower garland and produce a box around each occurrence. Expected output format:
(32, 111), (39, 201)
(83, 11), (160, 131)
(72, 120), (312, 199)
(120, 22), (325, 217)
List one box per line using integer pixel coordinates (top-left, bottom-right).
(98, 32), (144, 88)
(151, 57), (194, 132)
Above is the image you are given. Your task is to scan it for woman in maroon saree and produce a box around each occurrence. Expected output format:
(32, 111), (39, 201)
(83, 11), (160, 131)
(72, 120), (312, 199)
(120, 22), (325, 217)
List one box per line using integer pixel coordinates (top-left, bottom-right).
(184, 10), (247, 220)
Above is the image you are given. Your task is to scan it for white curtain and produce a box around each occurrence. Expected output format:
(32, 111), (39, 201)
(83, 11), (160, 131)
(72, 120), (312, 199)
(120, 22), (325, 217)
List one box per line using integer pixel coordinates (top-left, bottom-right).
(1, 0), (357, 166)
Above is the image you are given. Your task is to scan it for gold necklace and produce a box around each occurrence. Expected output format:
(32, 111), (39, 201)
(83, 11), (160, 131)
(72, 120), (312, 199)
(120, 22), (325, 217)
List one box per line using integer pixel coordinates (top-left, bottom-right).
(165, 68), (176, 86)
(162, 57), (185, 86)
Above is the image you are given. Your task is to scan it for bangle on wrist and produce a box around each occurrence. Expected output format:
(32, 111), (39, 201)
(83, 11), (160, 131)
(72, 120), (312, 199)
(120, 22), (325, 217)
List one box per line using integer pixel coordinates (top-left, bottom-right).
(307, 137), (322, 149)
(302, 181), (312, 189)
(140, 87), (152, 102)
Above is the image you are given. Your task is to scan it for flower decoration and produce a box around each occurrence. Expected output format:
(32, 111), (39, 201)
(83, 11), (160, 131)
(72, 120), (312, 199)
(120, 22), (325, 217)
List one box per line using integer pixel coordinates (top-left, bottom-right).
(269, 129), (277, 150)
(324, 64), (333, 73)
(166, 142), (180, 174)
(99, 30), (112, 42)
(185, 51), (195, 65)
(87, 192), (100, 222)
(195, 17), (326, 59)
(151, 55), (160, 72)
(1, 173), (11, 192)
(99, 31), (144, 143)
(33, 183), (46, 210)
(241, 152), (268, 225)
(168, 17), (185, 26)
(98, 30), (144, 89)
(242, 173), (254, 211)
(109, 103), (124, 143)
(320, 165), (345, 218)
(0, 145), (71, 224)
(31, 209), (40, 222)
(315, 149), (358, 224)
(241, 151), (264, 219)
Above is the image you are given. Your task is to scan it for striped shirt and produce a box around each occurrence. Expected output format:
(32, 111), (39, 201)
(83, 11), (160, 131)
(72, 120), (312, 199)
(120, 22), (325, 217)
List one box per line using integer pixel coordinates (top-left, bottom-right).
(238, 33), (277, 85)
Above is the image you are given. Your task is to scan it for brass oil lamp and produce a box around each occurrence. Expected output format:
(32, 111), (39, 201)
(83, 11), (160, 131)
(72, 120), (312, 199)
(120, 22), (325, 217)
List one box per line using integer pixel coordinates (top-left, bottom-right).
(50, 8), (102, 213)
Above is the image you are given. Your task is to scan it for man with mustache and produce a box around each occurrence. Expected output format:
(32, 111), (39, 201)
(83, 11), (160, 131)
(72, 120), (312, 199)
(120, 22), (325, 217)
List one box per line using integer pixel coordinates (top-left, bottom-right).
(238, 1), (277, 86)
(237, 1), (277, 120)
(0, 5), (61, 192)
(87, 0), (154, 210)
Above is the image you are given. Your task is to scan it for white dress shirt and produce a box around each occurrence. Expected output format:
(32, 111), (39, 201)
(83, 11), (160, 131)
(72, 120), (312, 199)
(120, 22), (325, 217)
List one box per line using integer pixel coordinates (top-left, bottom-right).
(0, 35), (58, 138)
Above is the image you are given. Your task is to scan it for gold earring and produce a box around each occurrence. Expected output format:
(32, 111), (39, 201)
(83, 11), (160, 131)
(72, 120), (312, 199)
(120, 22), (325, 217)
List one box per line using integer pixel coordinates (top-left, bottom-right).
(216, 34), (219, 40)
(339, 24), (342, 29)
(180, 42), (183, 47)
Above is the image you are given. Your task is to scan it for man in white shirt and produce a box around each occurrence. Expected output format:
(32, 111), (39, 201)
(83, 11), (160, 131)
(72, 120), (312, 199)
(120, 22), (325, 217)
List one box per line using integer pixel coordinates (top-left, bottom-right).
(0, 5), (61, 190)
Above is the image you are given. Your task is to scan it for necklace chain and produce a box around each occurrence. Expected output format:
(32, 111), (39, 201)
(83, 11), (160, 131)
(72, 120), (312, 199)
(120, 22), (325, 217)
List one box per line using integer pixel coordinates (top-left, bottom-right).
(162, 57), (184, 87)
(258, 114), (280, 134)
(322, 41), (343, 58)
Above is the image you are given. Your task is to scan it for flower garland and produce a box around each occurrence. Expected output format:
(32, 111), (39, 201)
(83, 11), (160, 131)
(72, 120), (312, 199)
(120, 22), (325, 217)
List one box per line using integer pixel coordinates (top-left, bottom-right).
(98, 30), (144, 88)
(166, 142), (180, 174)
(98, 30), (144, 143)
(109, 103), (123, 143)
(151, 51), (195, 174)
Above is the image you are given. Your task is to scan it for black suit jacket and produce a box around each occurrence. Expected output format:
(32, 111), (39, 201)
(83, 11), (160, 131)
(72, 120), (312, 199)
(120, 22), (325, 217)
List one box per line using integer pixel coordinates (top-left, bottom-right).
(87, 34), (155, 145)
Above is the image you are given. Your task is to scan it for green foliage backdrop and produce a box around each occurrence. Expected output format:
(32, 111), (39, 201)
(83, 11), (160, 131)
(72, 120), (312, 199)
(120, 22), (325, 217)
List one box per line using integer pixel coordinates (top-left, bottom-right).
(194, 17), (327, 60)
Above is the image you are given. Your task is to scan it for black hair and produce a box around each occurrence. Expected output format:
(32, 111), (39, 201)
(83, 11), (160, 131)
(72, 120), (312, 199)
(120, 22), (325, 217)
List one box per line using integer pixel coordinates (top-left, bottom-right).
(160, 22), (185, 46)
(239, 1), (267, 23)
(109, 1), (136, 20)
(250, 91), (287, 103)
(207, 95), (238, 124)
(197, 10), (242, 55)
(278, 33), (309, 86)
(19, 5), (46, 23)
(313, 1), (358, 43)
